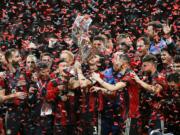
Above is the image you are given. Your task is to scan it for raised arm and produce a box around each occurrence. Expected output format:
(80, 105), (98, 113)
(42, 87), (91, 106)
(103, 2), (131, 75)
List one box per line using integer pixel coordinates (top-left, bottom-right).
(74, 61), (92, 88)
(132, 72), (162, 93)
(92, 72), (126, 91)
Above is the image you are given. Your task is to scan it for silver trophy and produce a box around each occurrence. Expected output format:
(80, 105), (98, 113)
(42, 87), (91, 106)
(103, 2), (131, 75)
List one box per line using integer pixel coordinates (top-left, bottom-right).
(72, 14), (93, 63)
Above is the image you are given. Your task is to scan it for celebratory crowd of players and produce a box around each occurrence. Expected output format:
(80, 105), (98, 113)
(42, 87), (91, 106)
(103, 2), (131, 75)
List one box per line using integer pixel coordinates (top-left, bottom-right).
(0, 20), (179, 135)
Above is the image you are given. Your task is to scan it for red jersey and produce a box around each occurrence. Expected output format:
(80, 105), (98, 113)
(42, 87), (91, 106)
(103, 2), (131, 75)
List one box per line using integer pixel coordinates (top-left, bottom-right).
(52, 75), (77, 126)
(140, 72), (168, 121)
(80, 72), (104, 114)
(121, 69), (140, 119)
(3, 69), (29, 106)
(150, 73), (168, 120)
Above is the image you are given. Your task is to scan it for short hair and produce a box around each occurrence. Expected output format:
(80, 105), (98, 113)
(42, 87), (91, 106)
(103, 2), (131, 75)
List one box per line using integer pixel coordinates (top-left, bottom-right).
(5, 48), (18, 62)
(40, 52), (52, 60)
(93, 35), (106, 45)
(26, 54), (37, 63)
(37, 62), (49, 70)
(137, 36), (150, 47)
(100, 33), (112, 39)
(58, 61), (67, 66)
(174, 55), (180, 63)
(167, 72), (179, 83)
(142, 54), (157, 64)
(119, 54), (130, 64)
(148, 21), (163, 36)
(116, 33), (130, 42)
(116, 33), (131, 49)
(161, 47), (175, 57)
(61, 50), (74, 61)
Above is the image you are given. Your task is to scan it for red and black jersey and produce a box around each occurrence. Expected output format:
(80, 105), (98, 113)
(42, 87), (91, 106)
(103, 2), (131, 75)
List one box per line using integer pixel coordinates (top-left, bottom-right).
(80, 72), (104, 115)
(53, 74), (78, 126)
(140, 72), (168, 121)
(161, 85), (180, 131)
(54, 92), (78, 126)
(121, 69), (140, 119)
(80, 88), (104, 115)
(3, 68), (29, 106)
(29, 76), (59, 124)
(152, 73), (168, 120)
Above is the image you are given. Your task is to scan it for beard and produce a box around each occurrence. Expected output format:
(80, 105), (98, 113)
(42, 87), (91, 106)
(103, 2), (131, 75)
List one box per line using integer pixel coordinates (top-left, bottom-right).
(39, 74), (49, 81)
(12, 61), (20, 68)
(142, 70), (152, 76)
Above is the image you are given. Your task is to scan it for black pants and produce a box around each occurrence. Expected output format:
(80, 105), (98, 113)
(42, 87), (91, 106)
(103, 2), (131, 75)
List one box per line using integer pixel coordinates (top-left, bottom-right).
(5, 107), (33, 135)
(101, 118), (122, 135)
(33, 115), (54, 135)
(77, 112), (98, 135)
(53, 125), (76, 135)
(165, 123), (180, 135)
